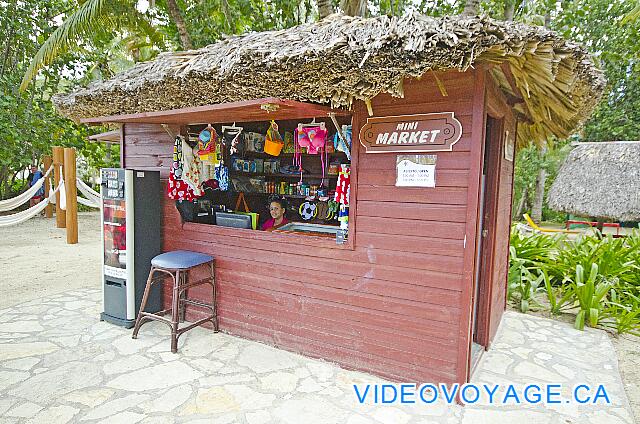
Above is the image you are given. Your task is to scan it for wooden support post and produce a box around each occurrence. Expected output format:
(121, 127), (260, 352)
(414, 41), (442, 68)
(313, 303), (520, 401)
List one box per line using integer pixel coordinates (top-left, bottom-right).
(43, 155), (53, 218)
(64, 147), (78, 244)
(52, 147), (66, 228)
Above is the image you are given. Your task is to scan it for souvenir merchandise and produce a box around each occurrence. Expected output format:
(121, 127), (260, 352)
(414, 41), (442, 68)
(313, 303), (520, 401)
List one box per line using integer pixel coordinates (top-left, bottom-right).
(299, 201), (317, 220)
(175, 115), (350, 237)
(232, 158), (244, 171)
(338, 204), (349, 229)
(223, 128), (245, 156)
(197, 125), (220, 165)
(167, 136), (198, 201)
(334, 125), (352, 160)
(182, 138), (204, 197)
(175, 199), (197, 222)
(328, 161), (340, 175)
(264, 120), (284, 156)
(326, 139), (335, 153)
(245, 132), (265, 152)
(280, 164), (302, 175)
(200, 162), (215, 182)
(254, 159), (264, 173)
(294, 123), (329, 184)
(283, 132), (295, 153)
(215, 164), (229, 191)
(202, 179), (219, 190)
(234, 192), (259, 230)
(326, 200), (339, 220)
(296, 125), (327, 155)
(264, 159), (280, 174)
(315, 201), (329, 222)
(334, 164), (350, 206)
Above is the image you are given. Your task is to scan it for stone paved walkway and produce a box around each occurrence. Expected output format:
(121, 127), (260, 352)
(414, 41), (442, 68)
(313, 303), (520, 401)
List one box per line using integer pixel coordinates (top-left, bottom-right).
(0, 289), (634, 424)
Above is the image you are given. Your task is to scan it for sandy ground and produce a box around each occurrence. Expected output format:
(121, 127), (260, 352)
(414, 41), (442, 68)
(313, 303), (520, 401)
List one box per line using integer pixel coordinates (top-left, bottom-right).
(0, 212), (101, 308)
(1, 212), (638, 422)
(612, 335), (640, 423)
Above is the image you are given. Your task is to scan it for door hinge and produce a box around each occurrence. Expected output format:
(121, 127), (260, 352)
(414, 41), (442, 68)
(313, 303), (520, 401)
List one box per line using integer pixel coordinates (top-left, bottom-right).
(463, 235), (467, 249)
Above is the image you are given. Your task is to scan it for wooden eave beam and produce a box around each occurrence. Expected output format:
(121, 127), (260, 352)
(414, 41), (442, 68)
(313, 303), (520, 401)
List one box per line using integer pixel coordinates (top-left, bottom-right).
(80, 97), (352, 125)
(499, 63), (535, 123)
(88, 129), (120, 143)
(500, 63), (524, 102)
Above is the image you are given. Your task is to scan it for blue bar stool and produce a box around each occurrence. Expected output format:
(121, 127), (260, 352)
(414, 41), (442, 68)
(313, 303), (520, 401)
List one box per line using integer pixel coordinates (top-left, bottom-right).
(132, 250), (218, 352)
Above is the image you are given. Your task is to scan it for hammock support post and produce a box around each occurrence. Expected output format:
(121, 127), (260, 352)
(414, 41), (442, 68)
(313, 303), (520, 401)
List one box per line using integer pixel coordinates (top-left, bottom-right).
(43, 155), (53, 218)
(63, 147), (78, 244)
(53, 147), (66, 228)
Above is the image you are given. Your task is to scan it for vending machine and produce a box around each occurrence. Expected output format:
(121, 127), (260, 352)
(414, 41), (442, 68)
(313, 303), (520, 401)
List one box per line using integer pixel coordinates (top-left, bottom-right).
(100, 168), (162, 328)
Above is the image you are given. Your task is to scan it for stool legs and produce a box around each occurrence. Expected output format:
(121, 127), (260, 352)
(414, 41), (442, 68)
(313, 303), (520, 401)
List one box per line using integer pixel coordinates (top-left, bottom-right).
(170, 270), (181, 353)
(132, 266), (160, 339)
(179, 272), (188, 323)
(211, 261), (219, 332)
(132, 260), (217, 353)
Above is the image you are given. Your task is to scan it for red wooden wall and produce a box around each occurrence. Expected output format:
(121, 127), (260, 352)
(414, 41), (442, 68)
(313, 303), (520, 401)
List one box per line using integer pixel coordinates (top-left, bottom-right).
(121, 68), (514, 385)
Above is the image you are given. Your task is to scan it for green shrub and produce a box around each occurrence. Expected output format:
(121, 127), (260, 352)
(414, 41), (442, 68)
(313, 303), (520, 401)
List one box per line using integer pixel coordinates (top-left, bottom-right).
(509, 247), (543, 312)
(601, 294), (640, 337)
(546, 234), (634, 285)
(571, 264), (615, 330)
(508, 228), (640, 336)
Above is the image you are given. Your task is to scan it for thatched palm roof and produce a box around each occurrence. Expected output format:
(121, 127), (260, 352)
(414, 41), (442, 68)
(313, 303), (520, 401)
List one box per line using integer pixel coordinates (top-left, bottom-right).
(53, 13), (605, 146)
(548, 142), (640, 221)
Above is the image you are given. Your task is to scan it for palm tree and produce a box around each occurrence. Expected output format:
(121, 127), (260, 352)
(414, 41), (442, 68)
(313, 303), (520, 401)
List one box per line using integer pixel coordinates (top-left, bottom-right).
(20, 0), (178, 91)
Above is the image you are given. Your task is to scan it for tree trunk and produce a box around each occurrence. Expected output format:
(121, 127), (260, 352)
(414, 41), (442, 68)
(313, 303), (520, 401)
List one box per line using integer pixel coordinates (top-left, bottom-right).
(341, 0), (366, 16)
(461, 0), (480, 17)
(531, 146), (547, 222)
(504, 0), (515, 21)
(544, 10), (551, 28)
(515, 185), (528, 219)
(317, 0), (333, 19)
(166, 0), (193, 50)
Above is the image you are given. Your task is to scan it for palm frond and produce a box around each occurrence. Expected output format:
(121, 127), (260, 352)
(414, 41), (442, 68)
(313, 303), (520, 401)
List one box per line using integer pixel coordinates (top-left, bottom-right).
(121, 11), (167, 51)
(622, 2), (640, 24)
(20, 0), (113, 91)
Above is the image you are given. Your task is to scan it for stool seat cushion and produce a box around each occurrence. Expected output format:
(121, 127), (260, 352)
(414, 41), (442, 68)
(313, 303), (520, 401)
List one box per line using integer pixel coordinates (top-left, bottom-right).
(151, 250), (213, 269)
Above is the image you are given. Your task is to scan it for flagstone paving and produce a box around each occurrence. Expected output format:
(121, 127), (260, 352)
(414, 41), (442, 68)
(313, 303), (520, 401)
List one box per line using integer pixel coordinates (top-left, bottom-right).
(0, 289), (634, 423)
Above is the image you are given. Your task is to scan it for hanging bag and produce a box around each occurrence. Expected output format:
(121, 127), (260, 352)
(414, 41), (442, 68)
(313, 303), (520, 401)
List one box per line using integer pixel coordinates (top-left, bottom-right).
(264, 120), (284, 156)
(197, 125), (220, 165)
(234, 192), (259, 230)
(167, 136), (197, 201)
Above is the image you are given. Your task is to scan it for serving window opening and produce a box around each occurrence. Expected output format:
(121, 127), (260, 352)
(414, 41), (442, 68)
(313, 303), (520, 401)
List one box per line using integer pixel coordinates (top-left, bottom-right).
(170, 116), (353, 243)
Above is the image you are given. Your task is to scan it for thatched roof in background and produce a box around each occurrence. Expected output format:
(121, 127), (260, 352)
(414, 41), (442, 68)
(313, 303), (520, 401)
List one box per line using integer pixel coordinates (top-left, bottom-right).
(53, 13), (605, 146)
(548, 142), (640, 221)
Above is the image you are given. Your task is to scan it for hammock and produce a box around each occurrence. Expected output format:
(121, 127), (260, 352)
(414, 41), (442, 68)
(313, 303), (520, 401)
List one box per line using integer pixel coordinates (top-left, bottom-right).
(0, 179), (63, 227)
(76, 178), (101, 205)
(0, 166), (53, 212)
(77, 195), (99, 208)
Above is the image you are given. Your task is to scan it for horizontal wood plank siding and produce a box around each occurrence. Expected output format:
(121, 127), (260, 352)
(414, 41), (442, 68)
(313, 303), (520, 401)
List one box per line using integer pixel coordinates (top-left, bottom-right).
(123, 124), (177, 178)
(125, 71), (483, 385)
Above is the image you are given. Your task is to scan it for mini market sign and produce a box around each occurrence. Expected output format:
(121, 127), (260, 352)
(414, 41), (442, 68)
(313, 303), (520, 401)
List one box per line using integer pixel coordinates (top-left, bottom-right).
(359, 112), (463, 153)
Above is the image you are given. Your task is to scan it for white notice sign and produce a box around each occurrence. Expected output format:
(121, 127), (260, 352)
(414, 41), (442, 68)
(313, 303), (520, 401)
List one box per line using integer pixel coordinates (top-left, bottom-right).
(396, 155), (437, 187)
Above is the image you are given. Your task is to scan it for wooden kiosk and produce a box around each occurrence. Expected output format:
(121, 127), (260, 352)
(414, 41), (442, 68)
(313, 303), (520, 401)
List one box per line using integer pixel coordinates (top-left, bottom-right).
(54, 15), (604, 385)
